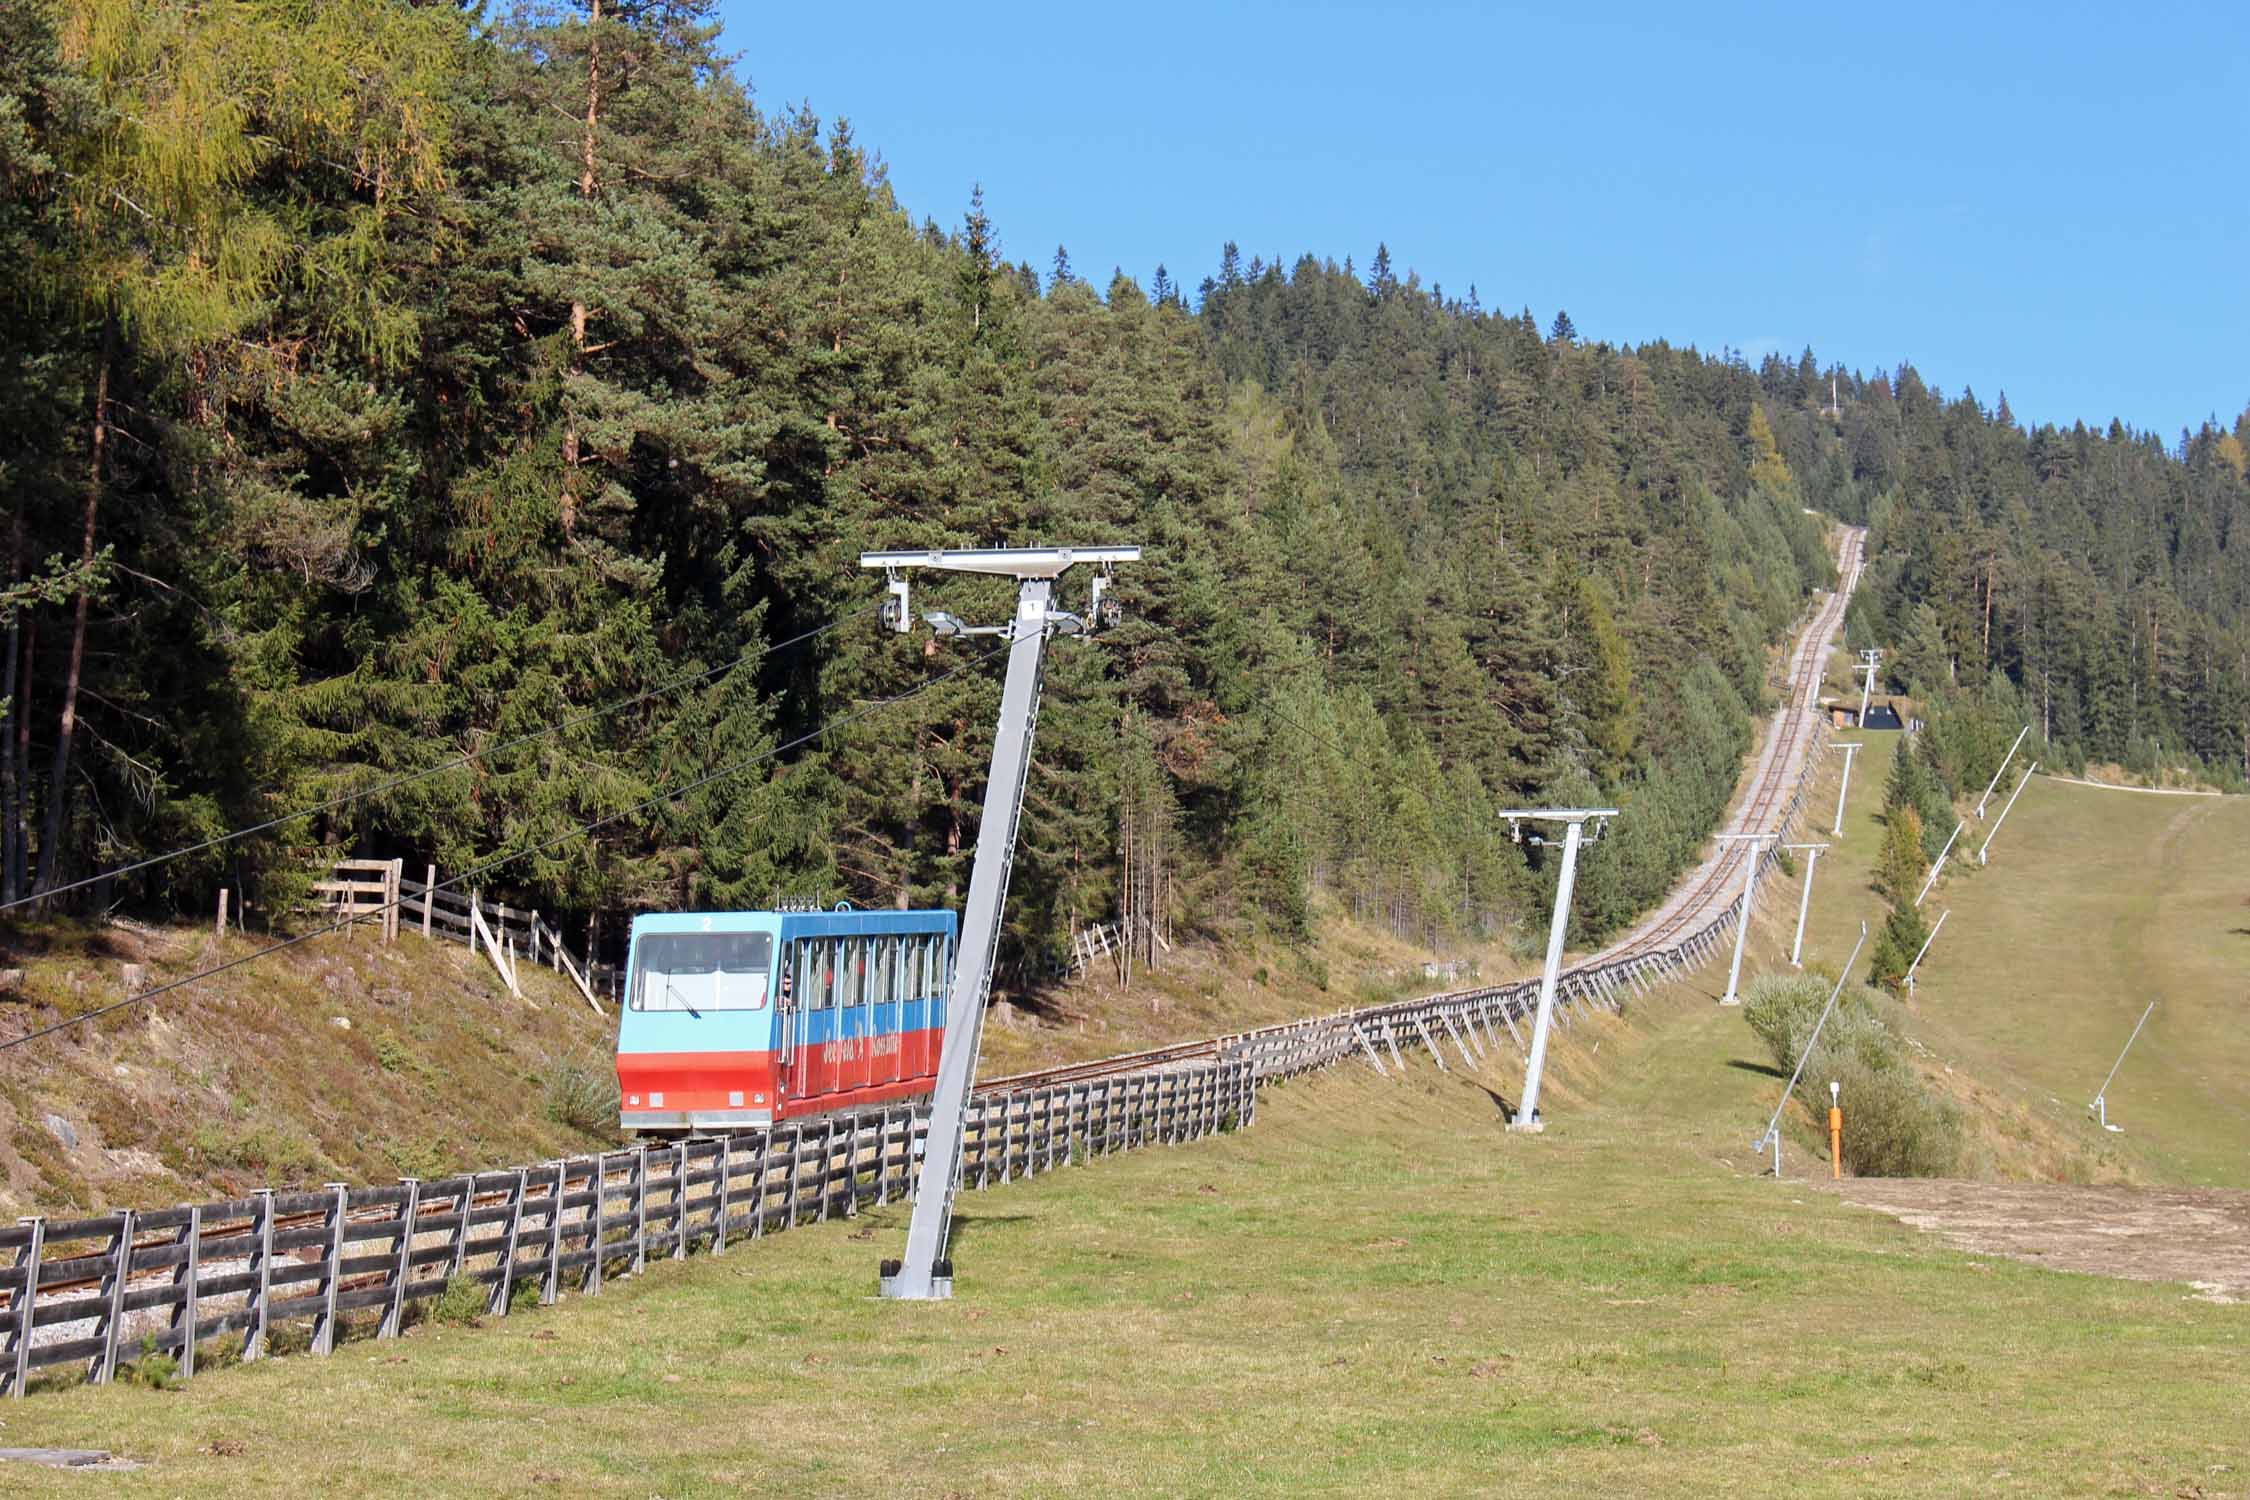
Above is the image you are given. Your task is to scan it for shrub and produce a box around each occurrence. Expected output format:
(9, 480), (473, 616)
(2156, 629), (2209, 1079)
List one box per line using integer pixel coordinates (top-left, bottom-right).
(1740, 970), (1962, 1177)
(188, 1122), (324, 1182)
(430, 1273), (488, 1326)
(121, 1334), (180, 1390)
(540, 1052), (617, 1134)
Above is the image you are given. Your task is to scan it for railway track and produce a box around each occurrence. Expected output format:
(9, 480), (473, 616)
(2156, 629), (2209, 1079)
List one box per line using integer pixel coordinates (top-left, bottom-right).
(7, 529), (1868, 1359)
(32, 538), (1865, 1285)
(989, 525), (1867, 1093)
(1600, 524), (1863, 964)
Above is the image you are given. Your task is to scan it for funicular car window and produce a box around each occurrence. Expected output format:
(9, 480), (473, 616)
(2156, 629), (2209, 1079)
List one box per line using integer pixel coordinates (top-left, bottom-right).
(874, 937), (896, 1005)
(632, 932), (772, 1011)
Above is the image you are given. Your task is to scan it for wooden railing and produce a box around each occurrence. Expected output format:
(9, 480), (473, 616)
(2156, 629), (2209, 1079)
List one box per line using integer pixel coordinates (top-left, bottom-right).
(0, 1062), (1252, 1395)
(13, 623), (1844, 1400)
(312, 861), (603, 1011)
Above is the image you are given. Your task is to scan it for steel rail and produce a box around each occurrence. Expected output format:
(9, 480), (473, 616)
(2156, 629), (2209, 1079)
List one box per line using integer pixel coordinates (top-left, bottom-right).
(983, 526), (1867, 1093)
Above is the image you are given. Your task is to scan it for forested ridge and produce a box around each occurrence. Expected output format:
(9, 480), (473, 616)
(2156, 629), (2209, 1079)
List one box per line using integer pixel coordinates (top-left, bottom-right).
(4, 1), (2221, 988)
(1763, 362), (2250, 783)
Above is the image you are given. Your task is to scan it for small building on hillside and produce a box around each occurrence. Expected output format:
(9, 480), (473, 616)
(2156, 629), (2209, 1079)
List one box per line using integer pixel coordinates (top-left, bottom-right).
(1823, 697), (1906, 731)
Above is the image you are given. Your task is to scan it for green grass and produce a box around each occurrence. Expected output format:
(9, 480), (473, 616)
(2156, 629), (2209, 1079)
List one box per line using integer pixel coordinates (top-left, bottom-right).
(1763, 713), (2250, 1184)
(6, 676), (2245, 1492)
(2, 977), (2243, 1498)
(1890, 770), (2250, 1187)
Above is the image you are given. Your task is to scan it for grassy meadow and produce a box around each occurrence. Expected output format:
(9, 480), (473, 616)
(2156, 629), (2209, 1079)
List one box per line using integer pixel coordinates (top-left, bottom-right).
(1888, 767), (2250, 1188)
(5, 661), (2246, 1494)
(1, 956), (2243, 1496)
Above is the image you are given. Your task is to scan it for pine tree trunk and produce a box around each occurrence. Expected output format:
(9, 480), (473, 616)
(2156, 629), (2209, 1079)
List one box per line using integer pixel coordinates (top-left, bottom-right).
(1117, 794), (1133, 992)
(9, 617), (32, 902)
(35, 322), (111, 898)
(1, 503), (21, 905)
(561, 0), (602, 533)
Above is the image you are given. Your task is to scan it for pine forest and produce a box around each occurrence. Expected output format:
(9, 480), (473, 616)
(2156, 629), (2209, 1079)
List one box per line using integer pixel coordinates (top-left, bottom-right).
(3, 0), (2245, 985)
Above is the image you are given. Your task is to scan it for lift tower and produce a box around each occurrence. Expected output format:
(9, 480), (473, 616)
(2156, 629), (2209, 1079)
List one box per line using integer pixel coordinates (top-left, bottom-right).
(861, 546), (1139, 1301)
(1497, 808), (1618, 1132)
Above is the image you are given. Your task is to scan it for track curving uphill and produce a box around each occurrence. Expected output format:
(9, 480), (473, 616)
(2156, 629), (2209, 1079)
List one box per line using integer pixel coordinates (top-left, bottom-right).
(1597, 524), (1863, 966)
(986, 524), (1868, 1093)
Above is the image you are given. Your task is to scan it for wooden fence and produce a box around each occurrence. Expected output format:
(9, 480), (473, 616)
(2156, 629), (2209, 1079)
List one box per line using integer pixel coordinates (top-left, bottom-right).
(0, 706), (1838, 1400)
(0, 1062), (1252, 1396)
(313, 860), (603, 1010)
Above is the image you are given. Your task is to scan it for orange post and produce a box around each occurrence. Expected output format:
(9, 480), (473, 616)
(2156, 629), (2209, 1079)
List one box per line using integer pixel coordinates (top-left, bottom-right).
(1829, 1104), (1842, 1179)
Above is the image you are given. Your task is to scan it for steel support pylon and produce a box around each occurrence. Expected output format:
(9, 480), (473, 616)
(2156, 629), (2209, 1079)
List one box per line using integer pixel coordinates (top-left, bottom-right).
(1716, 833), (1776, 1006)
(881, 580), (1053, 1300)
(1785, 843), (1827, 967)
(1511, 820), (1585, 1132)
(1831, 743), (1862, 837)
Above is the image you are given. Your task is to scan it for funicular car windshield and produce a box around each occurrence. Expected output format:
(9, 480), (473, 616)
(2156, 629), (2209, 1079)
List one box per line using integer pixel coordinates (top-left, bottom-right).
(631, 932), (773, 1011)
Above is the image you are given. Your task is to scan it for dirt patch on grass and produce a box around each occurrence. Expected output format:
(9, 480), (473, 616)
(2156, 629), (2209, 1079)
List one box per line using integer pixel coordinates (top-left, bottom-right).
(1829, 1178), (2250, 1302)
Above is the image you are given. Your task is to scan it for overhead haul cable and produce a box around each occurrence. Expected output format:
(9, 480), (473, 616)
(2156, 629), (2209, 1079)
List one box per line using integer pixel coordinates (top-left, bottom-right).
(0, 633), (1015, 1052)
(2, 602), (881, 916)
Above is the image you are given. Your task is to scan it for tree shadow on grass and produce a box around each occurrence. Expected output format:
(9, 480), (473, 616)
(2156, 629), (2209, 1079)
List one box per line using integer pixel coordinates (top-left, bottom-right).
(1727, 1058), (1788, 1080)
(944, 1214), (1036, 1246)
(1474, 1084), (1519, 1124)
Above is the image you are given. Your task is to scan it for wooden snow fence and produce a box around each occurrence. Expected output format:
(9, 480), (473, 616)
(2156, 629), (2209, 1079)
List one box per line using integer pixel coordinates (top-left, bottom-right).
(310, 859), (402, 944)
(0, 1061), (1254, 1396)
(312, 861), (601, 1012)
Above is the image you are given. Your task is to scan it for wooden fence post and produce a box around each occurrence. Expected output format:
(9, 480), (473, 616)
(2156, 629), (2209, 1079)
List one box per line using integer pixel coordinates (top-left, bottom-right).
(671, 1141), (689, 1259)
(819, 1120), (839, 1222)
(172, 1206), (201, 1380)
(244, 1189), (274, 1361)
(381, 1179), (420, 1338)
(713, 1140), (731, 1254)
(584, 1155), (607, 1295)
(542, 1162), (566, 1306)
(448, 1179), (473, 1278)
(631, 1147), (649, 1274)
(422, 864), (435, 938)
(312, 1184), (347, 1355)
(215, 888), (228, 941)
(753, 1137), (774, 1237)
(90, 1209), (134, 1384)
(783, 1128), (803, 1231)
(491, 1170), (526, 1316)
(6, 1217), (43, 1399)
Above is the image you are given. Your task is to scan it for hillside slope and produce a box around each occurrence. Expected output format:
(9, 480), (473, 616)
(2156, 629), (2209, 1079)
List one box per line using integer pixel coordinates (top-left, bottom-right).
(0, 922), (612, 1216)
(1891, 774), (2250, 1188)
(5, 972), (2240, 1496)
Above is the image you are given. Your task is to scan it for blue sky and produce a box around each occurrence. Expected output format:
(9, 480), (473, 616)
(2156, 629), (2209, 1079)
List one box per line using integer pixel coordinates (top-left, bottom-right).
(716, 1), (2246, 438)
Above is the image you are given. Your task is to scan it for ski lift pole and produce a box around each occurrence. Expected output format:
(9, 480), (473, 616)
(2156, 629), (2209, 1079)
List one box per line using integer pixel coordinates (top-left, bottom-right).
(1904, 909), (1948, 997)
(1914, 819), (1966, 907)
(1974, 725), (2033, 819)
(1754, 924), (1868, 1177)
(2090, 1001), (2156, 1131)
(1783, 842), (1829, 967)
(1714, 832), (1778, 1006)
(1830, 742), (1863, 837)
(1498, 807), (1618, 1133)
(1977, 761), (2039, 866)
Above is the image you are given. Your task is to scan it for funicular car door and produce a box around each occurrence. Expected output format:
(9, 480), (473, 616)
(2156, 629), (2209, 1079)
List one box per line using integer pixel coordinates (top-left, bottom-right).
(920, 932), (950, 1079)
(880, 934), (905, 1087)
(825, 935), (857, 1098)
(784, 936), (826, 1105)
